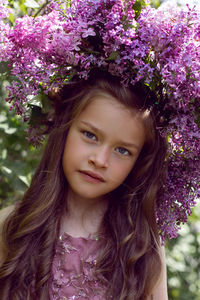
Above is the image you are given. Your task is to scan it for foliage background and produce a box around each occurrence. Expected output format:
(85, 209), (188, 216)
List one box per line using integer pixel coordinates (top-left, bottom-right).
(0, 1), (199, 299)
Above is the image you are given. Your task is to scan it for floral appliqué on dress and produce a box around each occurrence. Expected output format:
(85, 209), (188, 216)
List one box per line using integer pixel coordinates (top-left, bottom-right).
(49, 232), (107, 300)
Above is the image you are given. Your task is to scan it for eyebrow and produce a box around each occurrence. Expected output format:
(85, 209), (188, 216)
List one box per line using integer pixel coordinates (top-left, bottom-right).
(80, 120), (140, 150)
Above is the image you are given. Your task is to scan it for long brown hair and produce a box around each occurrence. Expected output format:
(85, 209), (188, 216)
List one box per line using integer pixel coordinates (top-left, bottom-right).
(0, 71), (168, 299)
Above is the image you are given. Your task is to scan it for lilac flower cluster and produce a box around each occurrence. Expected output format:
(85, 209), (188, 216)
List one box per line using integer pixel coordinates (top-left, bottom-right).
(0, 0), (199, 240)
(0, 0), (10, 60)
(138, 5), (200, 240)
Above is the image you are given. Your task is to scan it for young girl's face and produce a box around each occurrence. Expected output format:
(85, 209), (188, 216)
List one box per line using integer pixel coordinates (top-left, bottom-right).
(62, 95), (145, 202)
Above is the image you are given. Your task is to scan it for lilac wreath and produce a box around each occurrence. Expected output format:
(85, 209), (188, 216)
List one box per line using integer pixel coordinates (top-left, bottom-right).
(0, 0), (199, 241)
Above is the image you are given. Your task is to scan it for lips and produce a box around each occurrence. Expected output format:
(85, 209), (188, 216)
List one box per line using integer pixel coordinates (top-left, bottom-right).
(79, 170), (105, 182)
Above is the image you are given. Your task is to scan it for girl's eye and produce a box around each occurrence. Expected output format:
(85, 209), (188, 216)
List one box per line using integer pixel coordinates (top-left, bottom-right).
(116, 147), (130, 156)
(82, 131), (97, 141)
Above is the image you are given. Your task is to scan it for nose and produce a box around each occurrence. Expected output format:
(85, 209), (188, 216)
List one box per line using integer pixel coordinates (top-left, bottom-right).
(88, 146), (110, 168)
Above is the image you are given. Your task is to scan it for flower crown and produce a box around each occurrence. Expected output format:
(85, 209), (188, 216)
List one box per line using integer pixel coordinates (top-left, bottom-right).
(0, 0), (199, 241)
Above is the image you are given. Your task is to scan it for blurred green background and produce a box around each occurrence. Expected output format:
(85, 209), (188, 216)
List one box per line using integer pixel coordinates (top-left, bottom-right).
(0, 1), (199, 299)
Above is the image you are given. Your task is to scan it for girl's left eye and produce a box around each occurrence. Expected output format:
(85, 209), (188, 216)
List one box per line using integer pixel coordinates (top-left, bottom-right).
(83, 131), (97, 141)
(116, 147), (130, 156)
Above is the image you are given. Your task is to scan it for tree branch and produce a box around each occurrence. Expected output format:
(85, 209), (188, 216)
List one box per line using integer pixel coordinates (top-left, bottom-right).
(33, 0), (51, 17)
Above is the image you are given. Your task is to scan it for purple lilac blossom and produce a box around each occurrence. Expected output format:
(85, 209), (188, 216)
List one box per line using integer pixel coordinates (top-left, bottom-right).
(0, 0), (199, 241)
(0, 0), (11, 61)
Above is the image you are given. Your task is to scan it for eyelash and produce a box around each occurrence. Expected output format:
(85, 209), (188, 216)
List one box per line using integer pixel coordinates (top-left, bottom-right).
(82, 130), (97, 141)
(116, 147), (131, 156)
(81, 130), (131, 156)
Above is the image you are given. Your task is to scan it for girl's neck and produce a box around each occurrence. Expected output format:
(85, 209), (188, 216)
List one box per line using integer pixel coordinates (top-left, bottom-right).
(60, 189), (108, 238)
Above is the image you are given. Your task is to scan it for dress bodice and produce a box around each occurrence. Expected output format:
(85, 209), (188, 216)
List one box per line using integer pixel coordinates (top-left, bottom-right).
(49, 232), (107, 300)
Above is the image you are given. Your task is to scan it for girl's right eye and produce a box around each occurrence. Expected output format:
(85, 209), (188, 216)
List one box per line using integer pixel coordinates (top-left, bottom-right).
(82, 130), (97, 141)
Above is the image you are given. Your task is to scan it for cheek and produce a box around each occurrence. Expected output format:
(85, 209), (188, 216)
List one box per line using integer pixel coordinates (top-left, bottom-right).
(110, 158), (136, 185)
(62, 134), (76, 173)
(62, 132), (87, 172)
(63, 130), (81, 156)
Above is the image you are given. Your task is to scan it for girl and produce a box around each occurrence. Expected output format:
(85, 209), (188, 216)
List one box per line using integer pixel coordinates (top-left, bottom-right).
(0, 71), (168, 299)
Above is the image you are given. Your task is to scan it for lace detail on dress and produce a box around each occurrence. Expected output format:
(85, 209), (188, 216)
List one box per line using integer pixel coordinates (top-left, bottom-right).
(49, 232), (107, 300)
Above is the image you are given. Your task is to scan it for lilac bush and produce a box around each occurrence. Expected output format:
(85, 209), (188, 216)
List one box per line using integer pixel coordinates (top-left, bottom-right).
(0, 0), (10, 60)
(0, 0), (199, 241)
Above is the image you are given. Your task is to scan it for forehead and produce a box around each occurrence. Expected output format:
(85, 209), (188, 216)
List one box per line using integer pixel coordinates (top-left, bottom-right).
(73, 95), (146, 148)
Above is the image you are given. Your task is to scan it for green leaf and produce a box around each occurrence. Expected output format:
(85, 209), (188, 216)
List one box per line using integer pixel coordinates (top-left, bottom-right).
(28, 104), (47, 126)
(0, 115), (7, 123)
(40, 94), (52, 114)
(24, 0), (39, 9)
(18, 175), (30, 187)
(133, 0), (148, 19)
(0, 124), (9, 131)
(4, 127), (17, 134)
(195, 115), (200, 128)
(1, 166), (12, 175)
(105, 51), (119, 61)
(0, 62), (12, 75)
(8, 13), (15, 25)
(150, 0), (161, 9)
(18, 0), (28, 14)
(1, 149), (7, 160)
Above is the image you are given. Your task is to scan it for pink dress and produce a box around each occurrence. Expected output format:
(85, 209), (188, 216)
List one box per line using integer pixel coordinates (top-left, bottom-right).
(49, 232), (108, 300)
